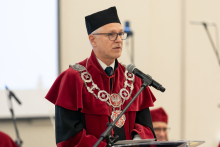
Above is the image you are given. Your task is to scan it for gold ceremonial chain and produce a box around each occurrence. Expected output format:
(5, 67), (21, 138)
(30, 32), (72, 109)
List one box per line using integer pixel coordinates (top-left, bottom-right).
(71, 63), (135, 128)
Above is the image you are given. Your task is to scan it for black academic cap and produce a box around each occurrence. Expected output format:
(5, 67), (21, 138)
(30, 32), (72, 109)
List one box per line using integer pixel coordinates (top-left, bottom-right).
(85, 6), (121, 35)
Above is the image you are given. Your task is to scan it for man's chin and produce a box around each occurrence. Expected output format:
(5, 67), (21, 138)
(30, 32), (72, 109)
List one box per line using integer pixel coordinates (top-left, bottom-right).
(114, 55), (121, 59)
(157, 138), (166, 141)
(112, 53), (121, 59)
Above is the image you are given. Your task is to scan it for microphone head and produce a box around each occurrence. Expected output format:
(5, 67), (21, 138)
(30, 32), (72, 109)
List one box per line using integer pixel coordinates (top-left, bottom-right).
(127, 64), (136, 73)
(160, 86), (166, 92)
(190, 21), (215, 26)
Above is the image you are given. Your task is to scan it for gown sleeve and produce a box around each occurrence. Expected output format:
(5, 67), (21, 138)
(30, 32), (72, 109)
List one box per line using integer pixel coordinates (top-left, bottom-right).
(131, 108), (157, 140)
(0, 131), (19, 147)
(55, 106), (106, 147)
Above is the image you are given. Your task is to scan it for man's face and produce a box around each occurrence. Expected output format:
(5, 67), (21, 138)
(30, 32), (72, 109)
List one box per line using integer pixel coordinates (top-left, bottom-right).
(153, 121), (168, 141)
(91, 23), (123, 64)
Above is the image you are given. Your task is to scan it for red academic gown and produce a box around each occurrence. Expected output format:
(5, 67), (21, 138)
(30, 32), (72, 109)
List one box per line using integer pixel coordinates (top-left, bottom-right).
(0, 131), (18, 147)
(46, 51), (157, 147)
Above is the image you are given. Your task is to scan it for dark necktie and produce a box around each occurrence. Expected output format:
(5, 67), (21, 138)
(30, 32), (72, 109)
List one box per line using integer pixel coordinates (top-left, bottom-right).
(105, 67), (113, 76)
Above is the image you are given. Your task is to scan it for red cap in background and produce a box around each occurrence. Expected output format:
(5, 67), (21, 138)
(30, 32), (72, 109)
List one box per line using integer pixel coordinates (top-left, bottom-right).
(150, 107), (168, 124)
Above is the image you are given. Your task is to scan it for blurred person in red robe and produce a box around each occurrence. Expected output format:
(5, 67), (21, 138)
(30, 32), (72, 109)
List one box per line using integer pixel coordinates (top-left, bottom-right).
(0, 131), (18, 147)
(150, 107), (169, 141)
(46, 6), (157, 147)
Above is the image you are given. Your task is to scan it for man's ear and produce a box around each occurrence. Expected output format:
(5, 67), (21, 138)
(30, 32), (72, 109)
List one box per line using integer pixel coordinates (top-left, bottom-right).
(89, 35), (97, 47)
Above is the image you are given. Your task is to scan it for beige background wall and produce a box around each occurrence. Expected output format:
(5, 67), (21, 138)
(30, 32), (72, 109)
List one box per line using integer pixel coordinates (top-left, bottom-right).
(185, 0), (220, 146)
(0, 119), (56, 147)
(1, 1), (220, 147)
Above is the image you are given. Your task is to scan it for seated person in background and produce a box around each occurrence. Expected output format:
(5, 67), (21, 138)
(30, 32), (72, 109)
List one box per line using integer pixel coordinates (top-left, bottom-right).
(0, 131), (18, 147)
(45, 6), (157, 147)
(150, 107), (169, 141)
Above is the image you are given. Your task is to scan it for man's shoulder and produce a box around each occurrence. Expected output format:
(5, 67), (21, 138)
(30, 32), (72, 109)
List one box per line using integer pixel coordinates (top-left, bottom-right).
(63, 58), (88, 75)
(63, 67), (80, 75)
(55, 60), (87, 83)
(117, 61), (126, 72)
(119, 62), (126, 68)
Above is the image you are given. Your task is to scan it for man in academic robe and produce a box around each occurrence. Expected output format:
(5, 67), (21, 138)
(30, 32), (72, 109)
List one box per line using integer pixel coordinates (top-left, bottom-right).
(150, 107), (169, 141)
(0, 131), (18, 147)
(46, 6), (157, 147)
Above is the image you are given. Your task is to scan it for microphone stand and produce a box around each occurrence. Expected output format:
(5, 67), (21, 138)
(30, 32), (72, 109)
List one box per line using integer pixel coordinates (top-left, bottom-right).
(93, 78), (152, 147)
(202, 23), (220, 66)
(124, 21), (134, 64)
(6, 87), (22, 147)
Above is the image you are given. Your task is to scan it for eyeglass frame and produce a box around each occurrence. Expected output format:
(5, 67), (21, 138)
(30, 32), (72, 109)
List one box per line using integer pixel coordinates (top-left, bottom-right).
(91, 32), (128, 41)
(153, 127), (170, 133)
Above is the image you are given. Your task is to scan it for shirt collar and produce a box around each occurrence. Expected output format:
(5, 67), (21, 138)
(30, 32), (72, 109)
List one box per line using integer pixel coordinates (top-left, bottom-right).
(97, 58), (115, 71)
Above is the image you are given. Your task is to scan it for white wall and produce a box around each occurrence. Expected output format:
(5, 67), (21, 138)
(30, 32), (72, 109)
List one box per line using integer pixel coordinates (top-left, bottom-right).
(0, 119), (55, 147)
(0, 0), (58, 118)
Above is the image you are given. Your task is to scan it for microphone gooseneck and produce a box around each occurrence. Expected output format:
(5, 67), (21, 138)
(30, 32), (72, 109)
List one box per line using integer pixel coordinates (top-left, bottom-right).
(127, 64), (165, 92)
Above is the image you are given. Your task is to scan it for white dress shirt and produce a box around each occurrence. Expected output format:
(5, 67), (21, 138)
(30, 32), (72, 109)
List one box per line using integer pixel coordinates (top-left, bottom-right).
(97, 58), (115, 71)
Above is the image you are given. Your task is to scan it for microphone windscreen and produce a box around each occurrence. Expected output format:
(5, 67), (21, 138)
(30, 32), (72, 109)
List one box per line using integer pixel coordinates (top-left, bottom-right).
(127, 64), (136, 73)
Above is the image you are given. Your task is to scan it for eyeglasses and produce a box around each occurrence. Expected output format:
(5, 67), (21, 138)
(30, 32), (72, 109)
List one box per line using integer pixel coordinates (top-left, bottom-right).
(92, 32), (128, 41)
(153, 127), (170, 133)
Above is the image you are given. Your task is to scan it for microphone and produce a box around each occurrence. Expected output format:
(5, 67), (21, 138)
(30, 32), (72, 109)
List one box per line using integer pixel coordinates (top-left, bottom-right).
(127, 64), (165, 92)
(190, 21), (215, 26)
(124, 21), (133, 36)
(5, 86), (22, 105)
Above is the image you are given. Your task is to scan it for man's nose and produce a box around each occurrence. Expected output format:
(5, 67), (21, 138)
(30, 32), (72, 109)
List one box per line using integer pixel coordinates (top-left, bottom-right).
(114, 34), (123, 43)
(158, 130), (166, 136)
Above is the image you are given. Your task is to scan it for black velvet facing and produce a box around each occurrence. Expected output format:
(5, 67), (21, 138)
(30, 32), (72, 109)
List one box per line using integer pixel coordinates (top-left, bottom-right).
(55, 106), (86, 144)
(85, 6), (121, 35)
(135, 108), (157, 140)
